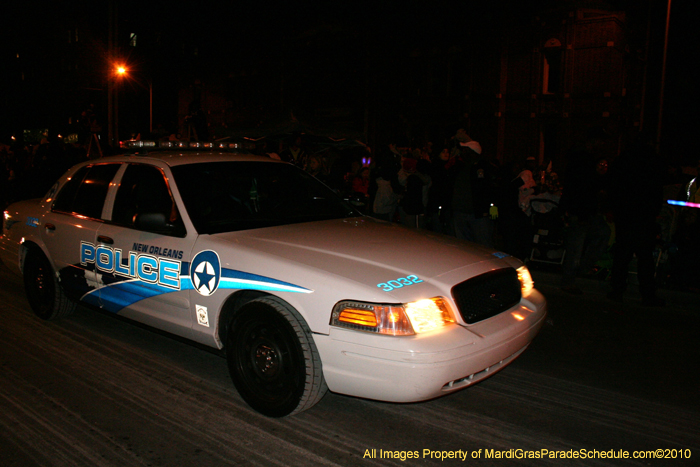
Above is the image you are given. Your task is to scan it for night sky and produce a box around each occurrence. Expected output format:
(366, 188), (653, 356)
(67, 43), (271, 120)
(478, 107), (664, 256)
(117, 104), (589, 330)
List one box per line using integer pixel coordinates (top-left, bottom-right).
(3, 0), (697, 164)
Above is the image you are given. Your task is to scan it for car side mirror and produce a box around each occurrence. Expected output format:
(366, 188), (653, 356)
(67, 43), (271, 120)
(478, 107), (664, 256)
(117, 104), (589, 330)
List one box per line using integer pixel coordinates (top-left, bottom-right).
(134, 212), (174, 233)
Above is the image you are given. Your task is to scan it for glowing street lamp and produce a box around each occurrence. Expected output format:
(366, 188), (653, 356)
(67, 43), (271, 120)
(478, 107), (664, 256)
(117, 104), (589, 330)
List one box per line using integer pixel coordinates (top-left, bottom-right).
(113, 64), (128, 145)
(112, 64), (153, 135)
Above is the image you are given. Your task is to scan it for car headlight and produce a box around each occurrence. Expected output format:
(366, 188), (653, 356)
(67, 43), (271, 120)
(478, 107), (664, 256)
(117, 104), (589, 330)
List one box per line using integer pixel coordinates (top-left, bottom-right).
(331, 297), (454, 336)
(516, 265), (534, 297)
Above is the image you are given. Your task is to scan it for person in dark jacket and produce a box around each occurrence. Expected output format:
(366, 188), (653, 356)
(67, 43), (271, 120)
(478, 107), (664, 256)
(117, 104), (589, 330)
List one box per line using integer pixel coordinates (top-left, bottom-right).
(606, 133), (665, 306)
(279, 135), (308, 168)
(399, 158), (428, 228)
(425, 148), (456, 234)
(469, 154), (500, 248)
(558, 129), (612, 294)
(451, 135), (493, 246)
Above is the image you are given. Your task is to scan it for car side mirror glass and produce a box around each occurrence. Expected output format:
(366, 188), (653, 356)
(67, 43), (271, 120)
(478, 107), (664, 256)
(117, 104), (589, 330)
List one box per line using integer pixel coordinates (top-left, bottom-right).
(135, 212), (173, 233)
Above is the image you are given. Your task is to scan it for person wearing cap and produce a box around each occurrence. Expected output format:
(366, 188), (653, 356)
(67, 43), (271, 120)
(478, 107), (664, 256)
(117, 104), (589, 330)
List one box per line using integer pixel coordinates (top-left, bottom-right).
(450, 132), (496, 247)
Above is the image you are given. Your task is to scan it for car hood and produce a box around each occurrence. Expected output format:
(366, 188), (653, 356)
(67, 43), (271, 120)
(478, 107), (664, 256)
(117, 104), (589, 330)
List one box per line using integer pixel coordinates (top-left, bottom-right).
(210, 217), (501, 291)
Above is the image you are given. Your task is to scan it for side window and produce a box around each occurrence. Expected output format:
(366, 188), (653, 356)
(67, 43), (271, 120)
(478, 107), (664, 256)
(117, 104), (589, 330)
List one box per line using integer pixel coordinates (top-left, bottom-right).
(52, 164), (120, 219)
(112, 164), (184, 236)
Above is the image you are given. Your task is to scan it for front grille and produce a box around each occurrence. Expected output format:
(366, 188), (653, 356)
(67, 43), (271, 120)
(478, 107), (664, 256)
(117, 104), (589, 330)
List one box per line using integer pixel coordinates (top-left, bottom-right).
(451, 268), (521, 324)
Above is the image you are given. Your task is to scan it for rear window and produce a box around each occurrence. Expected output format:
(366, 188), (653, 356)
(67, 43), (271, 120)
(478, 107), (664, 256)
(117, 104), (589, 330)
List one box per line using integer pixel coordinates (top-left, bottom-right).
(52, 164), (120, 219)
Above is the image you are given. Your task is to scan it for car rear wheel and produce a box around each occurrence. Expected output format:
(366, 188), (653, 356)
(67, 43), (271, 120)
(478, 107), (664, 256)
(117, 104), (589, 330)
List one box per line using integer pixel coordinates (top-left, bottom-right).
(23, 248), (75, 320)
(226, 297), (327, 417)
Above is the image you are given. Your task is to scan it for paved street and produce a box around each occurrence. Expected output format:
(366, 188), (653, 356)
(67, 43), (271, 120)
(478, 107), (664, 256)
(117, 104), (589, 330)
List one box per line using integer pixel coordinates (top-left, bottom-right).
(1, 259), (698, 466)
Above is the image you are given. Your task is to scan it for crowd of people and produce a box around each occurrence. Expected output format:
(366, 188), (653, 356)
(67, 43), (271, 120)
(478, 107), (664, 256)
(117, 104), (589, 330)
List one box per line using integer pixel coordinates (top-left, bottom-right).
(298, 128), (699, 302)
(1, 138), (89, 209)
(2, 128), (699, 301)
(313, 129), (565, 258)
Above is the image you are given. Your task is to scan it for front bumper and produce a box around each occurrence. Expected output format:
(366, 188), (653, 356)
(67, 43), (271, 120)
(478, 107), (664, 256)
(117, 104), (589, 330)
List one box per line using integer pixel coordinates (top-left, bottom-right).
(314, 289), (546, 403)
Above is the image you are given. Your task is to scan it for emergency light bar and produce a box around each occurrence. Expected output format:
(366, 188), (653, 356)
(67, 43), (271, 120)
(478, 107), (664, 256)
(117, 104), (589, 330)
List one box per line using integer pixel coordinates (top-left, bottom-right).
(121, 140), (253, 151)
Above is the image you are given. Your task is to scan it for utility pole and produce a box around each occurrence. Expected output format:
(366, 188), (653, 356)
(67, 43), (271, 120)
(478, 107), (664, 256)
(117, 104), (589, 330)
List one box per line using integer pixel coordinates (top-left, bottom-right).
(107, 0), (114, 149)
(656, 0), (672, 152)
(107, 0), (119, 149)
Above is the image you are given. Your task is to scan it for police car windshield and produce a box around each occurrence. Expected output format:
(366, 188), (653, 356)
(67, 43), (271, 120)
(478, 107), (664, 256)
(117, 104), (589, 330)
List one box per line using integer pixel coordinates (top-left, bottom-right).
(172, 161), (361, 234)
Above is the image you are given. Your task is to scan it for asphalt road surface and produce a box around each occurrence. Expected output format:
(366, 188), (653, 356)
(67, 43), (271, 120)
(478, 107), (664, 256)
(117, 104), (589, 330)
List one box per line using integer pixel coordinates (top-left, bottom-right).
(1, 259), (698, 466)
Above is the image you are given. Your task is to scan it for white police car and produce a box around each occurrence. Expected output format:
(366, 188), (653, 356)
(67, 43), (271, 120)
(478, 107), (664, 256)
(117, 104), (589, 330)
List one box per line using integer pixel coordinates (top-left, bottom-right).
(1, 141), (546, 417)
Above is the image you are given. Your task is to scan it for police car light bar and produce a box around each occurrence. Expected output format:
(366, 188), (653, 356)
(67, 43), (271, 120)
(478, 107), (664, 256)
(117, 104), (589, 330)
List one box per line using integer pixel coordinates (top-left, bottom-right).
(123, 140), (247, 150)
(127, 141), (157, 148)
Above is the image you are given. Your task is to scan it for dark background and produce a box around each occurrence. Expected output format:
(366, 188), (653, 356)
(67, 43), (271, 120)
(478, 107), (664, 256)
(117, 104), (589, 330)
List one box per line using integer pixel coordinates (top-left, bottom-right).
(1, 0), (696, 165)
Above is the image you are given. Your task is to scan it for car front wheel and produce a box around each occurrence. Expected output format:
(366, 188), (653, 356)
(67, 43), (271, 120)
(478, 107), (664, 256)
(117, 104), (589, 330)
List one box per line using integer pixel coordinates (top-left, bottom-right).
(226, 297), (327, 417)
(23, 248), (75, 320)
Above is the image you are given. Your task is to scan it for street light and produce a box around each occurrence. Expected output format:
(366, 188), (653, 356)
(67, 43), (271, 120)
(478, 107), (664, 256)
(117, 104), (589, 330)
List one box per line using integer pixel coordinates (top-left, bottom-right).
(113, 63), (127, 146)
(112, 64), (153, 136)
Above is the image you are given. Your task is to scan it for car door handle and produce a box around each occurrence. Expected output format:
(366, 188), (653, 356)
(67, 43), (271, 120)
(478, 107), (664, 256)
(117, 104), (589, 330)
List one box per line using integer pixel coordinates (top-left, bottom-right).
(97, 235), (114, 245)
(45, 223), (56, 232)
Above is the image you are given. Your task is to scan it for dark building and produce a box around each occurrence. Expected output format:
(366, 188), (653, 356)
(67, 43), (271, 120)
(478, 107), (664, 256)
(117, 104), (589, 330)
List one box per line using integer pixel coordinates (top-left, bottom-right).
(181, 4), (639, 173)
(486, 7), (634, 171)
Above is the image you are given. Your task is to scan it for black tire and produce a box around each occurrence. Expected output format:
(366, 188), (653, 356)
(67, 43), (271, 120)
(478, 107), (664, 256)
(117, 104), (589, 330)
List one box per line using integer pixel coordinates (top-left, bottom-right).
(23, 248), (76, 320)
(226, 297), (327, 417)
